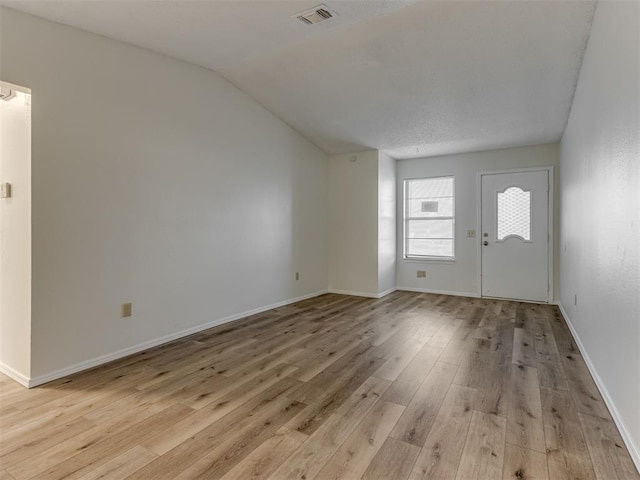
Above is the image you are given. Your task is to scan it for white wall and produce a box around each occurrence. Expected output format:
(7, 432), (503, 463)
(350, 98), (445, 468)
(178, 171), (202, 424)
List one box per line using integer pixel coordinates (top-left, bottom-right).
(397, 143), (559, 298)
(328, 150), (397, 298)
(0, 87), (32, 381)
(0, 8), (328, 381)
(378, 152), (396, 295)
(559, 0), (640, 467)
(328, 151), (379, 297)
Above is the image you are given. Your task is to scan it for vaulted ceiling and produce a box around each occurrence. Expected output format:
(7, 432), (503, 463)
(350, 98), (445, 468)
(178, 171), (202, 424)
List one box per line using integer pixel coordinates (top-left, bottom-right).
(3, 0), (596, 158)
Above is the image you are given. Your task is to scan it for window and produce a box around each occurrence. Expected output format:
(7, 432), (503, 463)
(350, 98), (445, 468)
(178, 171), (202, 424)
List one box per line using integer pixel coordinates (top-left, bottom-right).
(404, 176), (455, 259)
(497, 186), (531, 241)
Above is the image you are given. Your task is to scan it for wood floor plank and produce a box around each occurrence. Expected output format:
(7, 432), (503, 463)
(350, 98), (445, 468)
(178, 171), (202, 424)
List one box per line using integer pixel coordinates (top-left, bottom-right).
(373, 339), (425, 381)
(543, 307), (579, 356)
(536, 349), (570, 392)
(31, 404), (195, 480)
(361, 437), (421, 480)
(369, 321), (422, 359)
(512, 327), (537, 368)
(381, 345), (442, 406)
(408, 384), (476, 480)
(533, 316), (569, 391)
(502, 444), (549, 480)
(285, 347), (386, 436)
(459, 305), (488, 329)
(291, 334), (369, 382)
(220, 427), (307, 480)
(389, 361), (459, 447)
(6, 438), (90, 480)
(81, 387), (172, 424)
(219, 333), (312, 377)
(171, 397), (307, 479)
(541, 388), (596, 480)
(578, 413), (640, 480)
(404, 310), (447, 340)
(141, 365), (300, 455)
(1, 373), (146, 434)
(439, 296), (463, 315)
(439, 327), (474, 365)
(128, 390), (305, 480)
(77, 446), (157, 480)
(455, 333), (512, 418)
(453, 338), (493, 389)
(5, 398), (169, 480)
(562, 353), (610, 419)
(292, 343), (377, 402)
(179, 357), (297, 411)
(314, 400), (405, 480)
(136, 337), (258, 388)
(455, 410), (507, 480)
(268, 376), (390, 480)
(506, 364), (545, 453)
(427, 318), (463, 348)
(0, 416), (96, 467)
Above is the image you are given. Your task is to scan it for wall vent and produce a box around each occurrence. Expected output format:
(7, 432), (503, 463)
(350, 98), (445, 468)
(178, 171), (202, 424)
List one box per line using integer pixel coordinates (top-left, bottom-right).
(294, 5), (337, 25)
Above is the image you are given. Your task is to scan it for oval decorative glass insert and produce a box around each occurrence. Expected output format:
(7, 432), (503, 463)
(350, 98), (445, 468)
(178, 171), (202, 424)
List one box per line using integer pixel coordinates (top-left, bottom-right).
(497, 187), (531, 241)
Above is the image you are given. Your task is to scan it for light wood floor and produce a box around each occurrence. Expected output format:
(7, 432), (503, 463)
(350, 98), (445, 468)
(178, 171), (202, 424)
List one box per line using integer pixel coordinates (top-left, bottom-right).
(1, 292), (638, 480)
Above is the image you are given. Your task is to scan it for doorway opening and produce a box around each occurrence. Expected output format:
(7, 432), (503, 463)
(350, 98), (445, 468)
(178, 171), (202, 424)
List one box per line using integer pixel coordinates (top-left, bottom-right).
(0, 80), (32, 385)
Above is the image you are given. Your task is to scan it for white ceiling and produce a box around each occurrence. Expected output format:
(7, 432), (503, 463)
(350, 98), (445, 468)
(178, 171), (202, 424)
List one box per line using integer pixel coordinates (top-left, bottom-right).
(3, 0), (596, 158)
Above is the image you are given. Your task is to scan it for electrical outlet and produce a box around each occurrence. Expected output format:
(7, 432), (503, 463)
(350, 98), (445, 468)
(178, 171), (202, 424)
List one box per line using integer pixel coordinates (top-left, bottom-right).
(417, 270), (426, 278)
(467, 229), (475, 238)
(574, 294), (577, 306)
(121, 302), (132, 317)
(295, 272), (300, 281)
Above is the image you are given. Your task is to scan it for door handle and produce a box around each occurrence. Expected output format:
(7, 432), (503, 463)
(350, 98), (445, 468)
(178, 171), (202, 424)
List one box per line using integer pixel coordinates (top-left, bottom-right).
(483, 241), (489, 246)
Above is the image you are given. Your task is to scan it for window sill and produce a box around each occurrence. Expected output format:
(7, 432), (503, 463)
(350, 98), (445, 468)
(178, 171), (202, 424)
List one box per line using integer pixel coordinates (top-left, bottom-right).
(403, 257), (455, 264)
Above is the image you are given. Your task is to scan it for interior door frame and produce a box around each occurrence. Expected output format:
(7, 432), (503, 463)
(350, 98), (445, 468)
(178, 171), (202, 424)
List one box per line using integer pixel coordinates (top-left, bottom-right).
(476, 166), (554, 304)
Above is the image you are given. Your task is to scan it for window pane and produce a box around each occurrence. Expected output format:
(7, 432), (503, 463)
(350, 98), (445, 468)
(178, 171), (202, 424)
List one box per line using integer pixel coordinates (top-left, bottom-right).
(409, 177), (453, 198)
(497, 187), (531, 241)
(408, 219), (453, 239)
(407, 239), (454, 257)
(408, 197), (453, 218)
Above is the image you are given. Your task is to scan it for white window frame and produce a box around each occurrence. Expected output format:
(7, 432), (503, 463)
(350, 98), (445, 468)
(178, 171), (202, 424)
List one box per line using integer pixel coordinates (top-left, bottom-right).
(403, 176), (455, 261)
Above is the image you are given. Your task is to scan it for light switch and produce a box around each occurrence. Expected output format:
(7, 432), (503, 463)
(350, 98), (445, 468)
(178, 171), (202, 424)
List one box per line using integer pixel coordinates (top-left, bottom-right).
(0, 183), (11, 198)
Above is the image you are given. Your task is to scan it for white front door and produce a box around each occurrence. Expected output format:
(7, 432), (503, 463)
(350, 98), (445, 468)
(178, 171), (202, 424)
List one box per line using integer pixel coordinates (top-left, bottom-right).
(481, 169), (550, 302)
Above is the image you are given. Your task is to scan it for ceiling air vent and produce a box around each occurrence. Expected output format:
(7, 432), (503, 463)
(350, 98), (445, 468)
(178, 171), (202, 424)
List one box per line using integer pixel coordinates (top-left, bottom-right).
(294, 5), (337, 25)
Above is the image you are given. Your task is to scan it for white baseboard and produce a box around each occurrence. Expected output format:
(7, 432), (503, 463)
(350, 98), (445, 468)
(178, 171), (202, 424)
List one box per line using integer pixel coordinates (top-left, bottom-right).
(328, 288), (397, 299)
(0, 362), (30, 387)
(557, 302), (640, 473)
(377, 287), (397, 298)
(26, 289), (328, 388)
(328, 289), (379, 298)
(396, 286), (480, 298)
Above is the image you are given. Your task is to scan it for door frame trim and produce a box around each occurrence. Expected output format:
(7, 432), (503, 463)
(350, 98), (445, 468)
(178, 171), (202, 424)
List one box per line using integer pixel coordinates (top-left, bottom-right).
(476, 166), (554, 303)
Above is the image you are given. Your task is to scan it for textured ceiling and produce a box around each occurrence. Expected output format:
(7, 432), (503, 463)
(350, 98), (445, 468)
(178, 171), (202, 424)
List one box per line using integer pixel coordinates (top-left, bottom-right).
(2, 0), (418, 70)
(3, 0), (596, 158)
